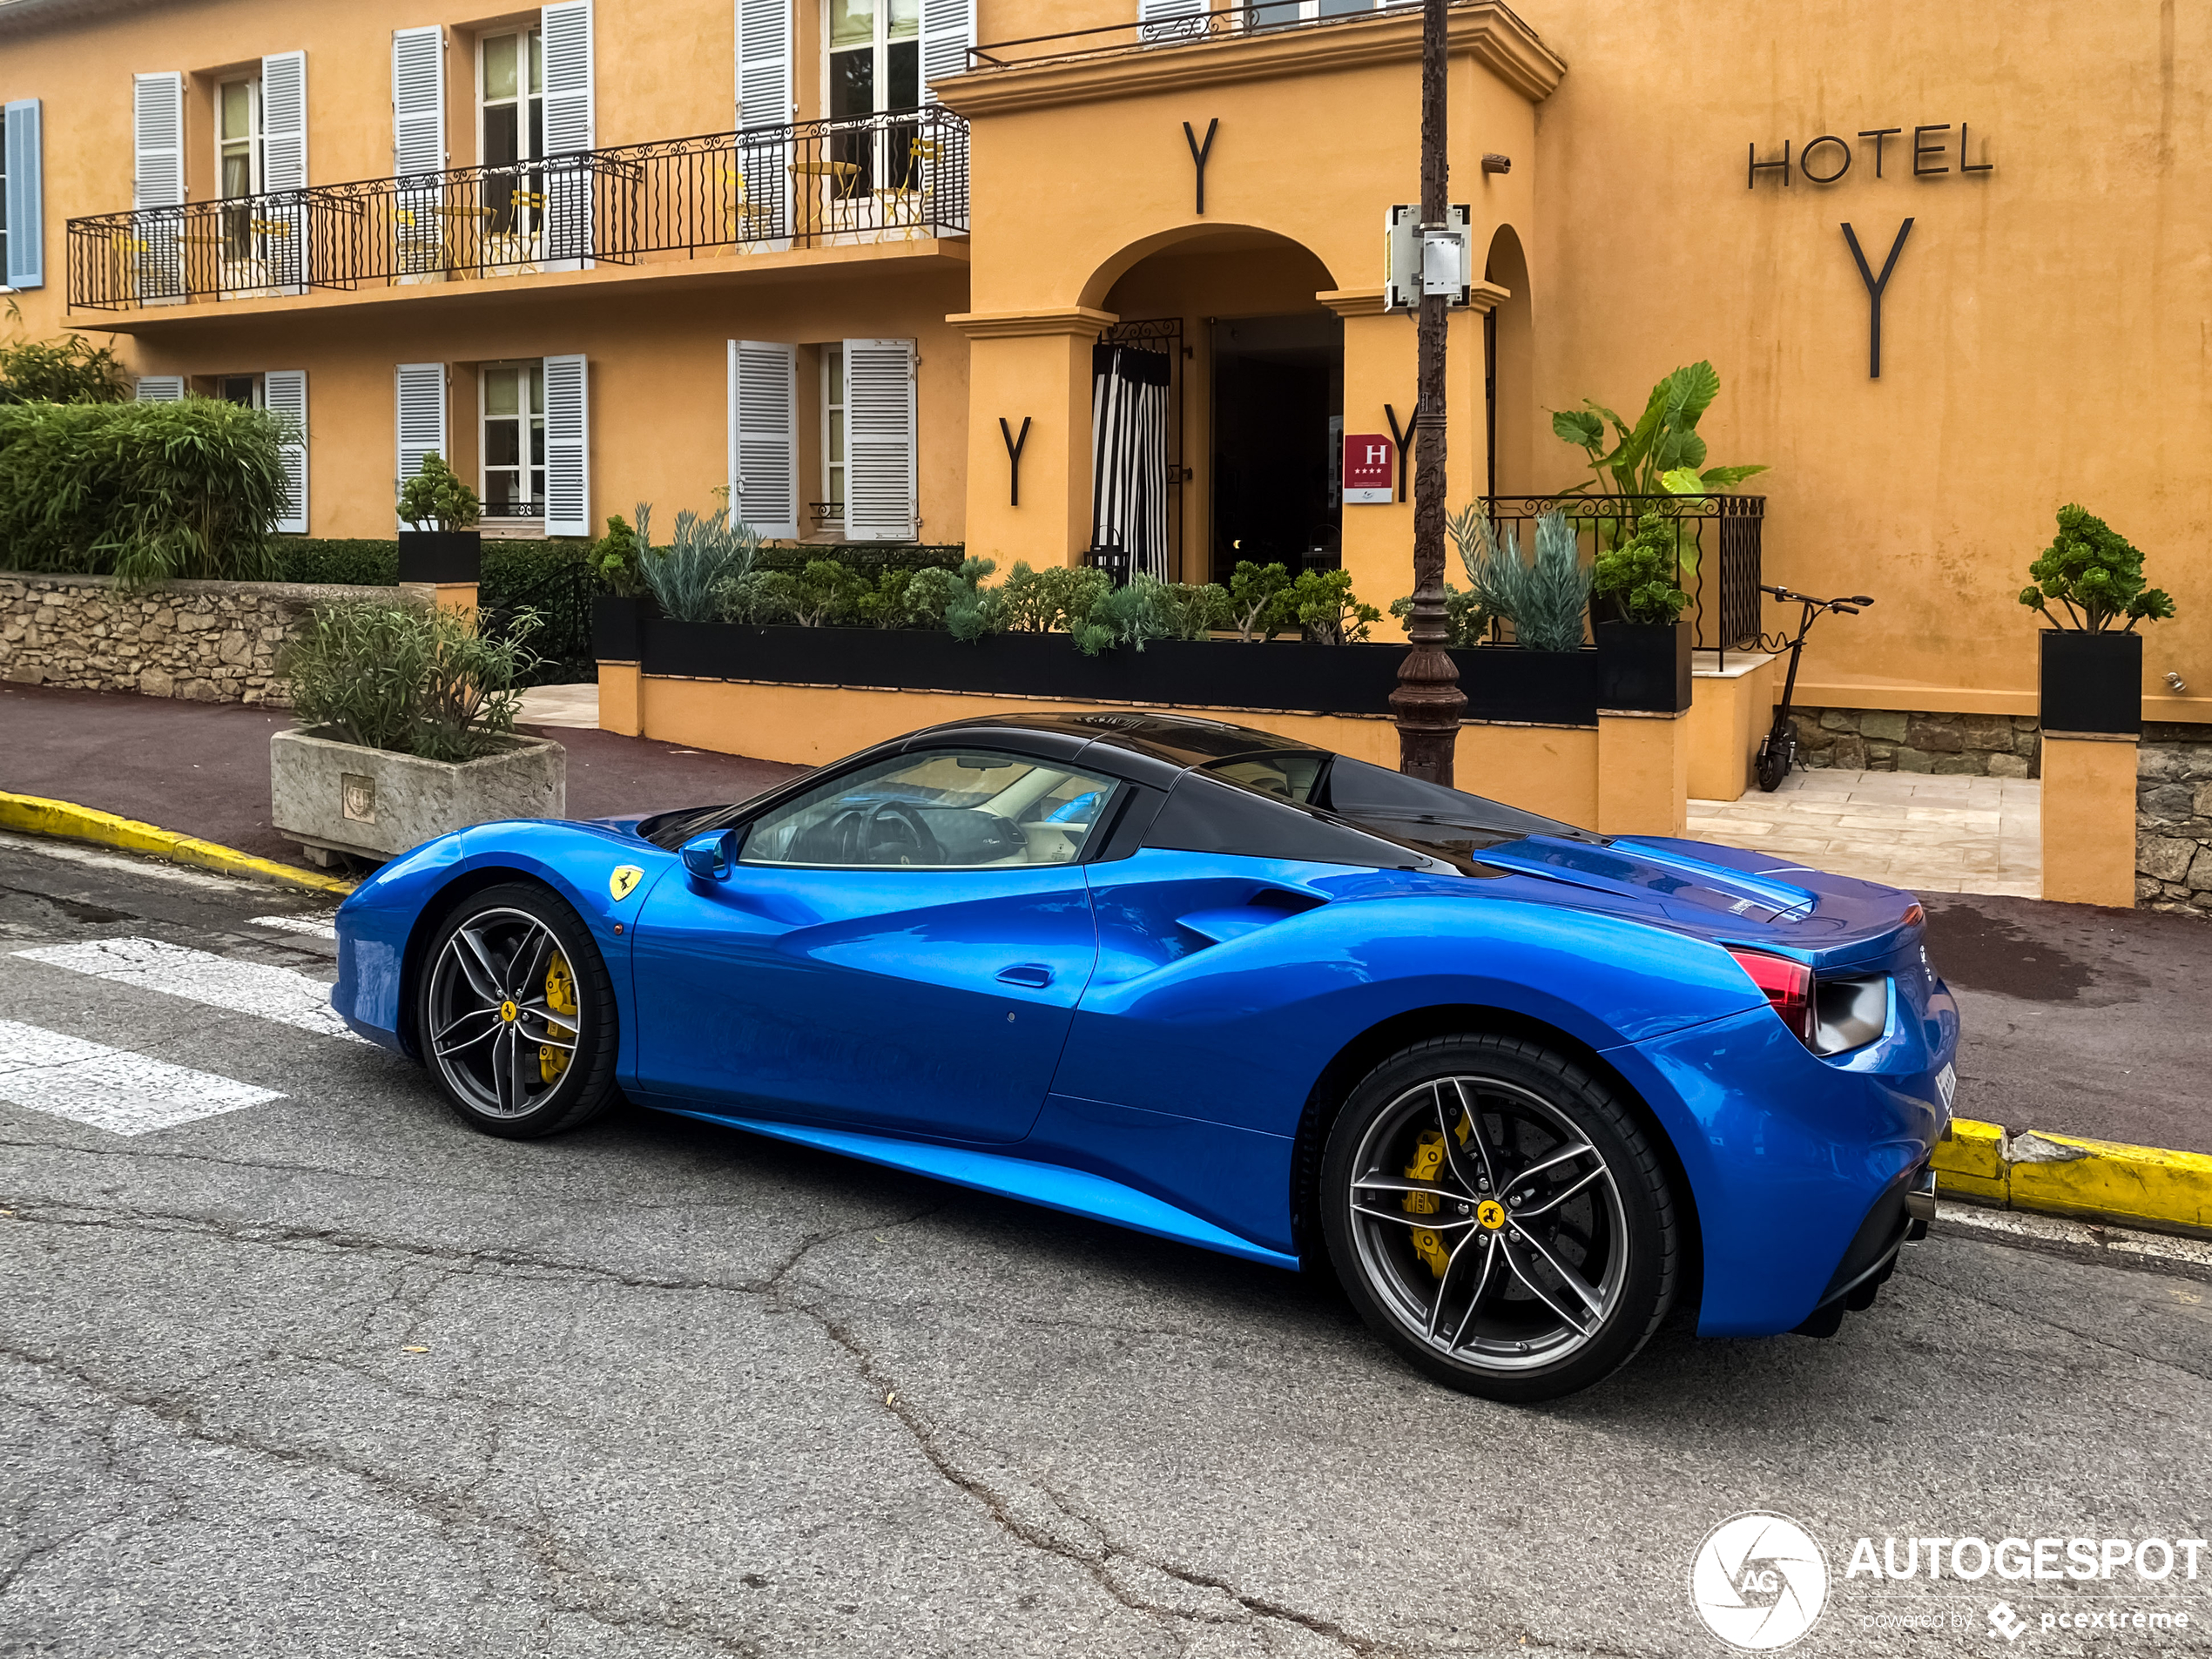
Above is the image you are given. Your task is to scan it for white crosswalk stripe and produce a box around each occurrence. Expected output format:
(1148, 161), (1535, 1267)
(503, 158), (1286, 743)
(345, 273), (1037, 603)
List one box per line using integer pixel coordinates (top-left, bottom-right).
(13, 936), (361, 1042)
(248, 914), (340, 941)
(0, 1019), (284, 1136)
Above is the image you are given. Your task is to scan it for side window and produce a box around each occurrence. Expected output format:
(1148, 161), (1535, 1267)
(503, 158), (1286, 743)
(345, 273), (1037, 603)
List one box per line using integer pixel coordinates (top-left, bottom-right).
(742, 750), (1118, 869)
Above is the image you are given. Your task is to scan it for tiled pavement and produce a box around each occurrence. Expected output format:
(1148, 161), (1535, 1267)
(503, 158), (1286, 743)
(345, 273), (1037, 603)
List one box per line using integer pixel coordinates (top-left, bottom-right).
(1689, 767), (2041, 899)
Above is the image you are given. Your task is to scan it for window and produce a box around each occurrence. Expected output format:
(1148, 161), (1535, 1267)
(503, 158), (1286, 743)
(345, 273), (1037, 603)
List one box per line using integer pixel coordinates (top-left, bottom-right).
(217, 374), (264, 408)
(482, 29), (544, 237)
(1251, 0), (1386, 23)
(217, 77), (261, 262)
(482, 361), (545, 518)
(821, 343), (846, 527)
(743, 750), (1119, 869)
(827, 0), (921, 196)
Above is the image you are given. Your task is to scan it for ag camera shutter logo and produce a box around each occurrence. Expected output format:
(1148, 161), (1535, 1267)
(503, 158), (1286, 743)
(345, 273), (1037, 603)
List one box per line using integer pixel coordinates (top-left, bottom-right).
(1690, 1513), (1831, 1650)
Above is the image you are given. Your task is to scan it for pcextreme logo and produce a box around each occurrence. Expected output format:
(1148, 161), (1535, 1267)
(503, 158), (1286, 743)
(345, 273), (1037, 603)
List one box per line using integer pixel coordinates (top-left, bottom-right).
(1690, 1513), (1831, 1650)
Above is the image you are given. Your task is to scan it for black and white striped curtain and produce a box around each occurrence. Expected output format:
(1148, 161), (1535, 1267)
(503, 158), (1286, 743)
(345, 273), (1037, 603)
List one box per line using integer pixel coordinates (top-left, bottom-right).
(1089, 345), (1172, 580)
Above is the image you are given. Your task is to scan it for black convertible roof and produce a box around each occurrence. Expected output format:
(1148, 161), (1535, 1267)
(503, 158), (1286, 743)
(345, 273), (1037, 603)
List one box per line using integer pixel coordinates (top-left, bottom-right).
(913, 711), (1310, 772)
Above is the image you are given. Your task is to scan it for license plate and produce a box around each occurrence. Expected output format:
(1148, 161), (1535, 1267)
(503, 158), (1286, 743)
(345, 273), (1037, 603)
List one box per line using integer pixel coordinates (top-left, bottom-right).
(1935, 1062), (1957, 1109)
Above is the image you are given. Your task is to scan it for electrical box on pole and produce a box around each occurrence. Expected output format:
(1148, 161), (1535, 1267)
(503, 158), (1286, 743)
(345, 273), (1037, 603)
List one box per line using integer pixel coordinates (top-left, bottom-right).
(1384, 203), (1471, 314)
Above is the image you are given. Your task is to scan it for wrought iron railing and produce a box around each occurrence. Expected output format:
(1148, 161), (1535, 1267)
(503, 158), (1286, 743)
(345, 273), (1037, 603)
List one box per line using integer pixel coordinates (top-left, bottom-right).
(66, 109), (971, 311)
(968, 0), (1434, 71)
(1480, 495), (1766, 662)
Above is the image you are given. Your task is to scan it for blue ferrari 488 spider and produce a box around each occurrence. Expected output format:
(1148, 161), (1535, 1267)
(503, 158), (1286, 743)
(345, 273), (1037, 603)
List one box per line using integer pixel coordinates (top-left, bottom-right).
(333, 711), (1958, 1400)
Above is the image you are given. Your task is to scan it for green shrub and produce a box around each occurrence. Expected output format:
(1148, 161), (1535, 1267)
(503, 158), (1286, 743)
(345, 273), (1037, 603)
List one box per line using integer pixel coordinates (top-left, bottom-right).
(281, 597), (541, 759)
(753, 543), (962, 578)
(0, 306), (131, 405)
(1285, 568), (1382, 644)
(1388, 583), (1490, 645)
(2020, 504), (2175, 631)
(1227, 561), (1296, 642)
(588, 513), (645, 597)
(1590, 511), (1690, 625)
(637, 502), (759, 622)
(0, 399), (287, 587)
(1453, 508), (1590, 652)
(480, 539), (600, 684)
(1001, 561), (1112, 633)
(396, 454), (481, 532)
(277, 539), (401, 586)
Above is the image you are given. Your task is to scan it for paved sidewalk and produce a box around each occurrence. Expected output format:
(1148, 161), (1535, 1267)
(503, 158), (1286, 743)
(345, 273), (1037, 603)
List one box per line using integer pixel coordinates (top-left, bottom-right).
(1691, 766), (2040, 898)
(0, 681), (801, 871)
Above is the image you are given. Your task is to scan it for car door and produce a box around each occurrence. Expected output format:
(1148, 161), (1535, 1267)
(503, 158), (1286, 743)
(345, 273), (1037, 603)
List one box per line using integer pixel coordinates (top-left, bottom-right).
(628, 743), (1120, 1144)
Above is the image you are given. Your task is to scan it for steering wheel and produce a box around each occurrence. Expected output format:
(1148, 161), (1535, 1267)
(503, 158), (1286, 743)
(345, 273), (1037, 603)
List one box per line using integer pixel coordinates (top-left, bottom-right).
(860, 799), (941, 866)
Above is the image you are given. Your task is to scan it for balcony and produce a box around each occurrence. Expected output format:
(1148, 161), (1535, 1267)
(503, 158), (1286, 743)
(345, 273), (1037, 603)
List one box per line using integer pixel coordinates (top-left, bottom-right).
(66, 109), (970, 314)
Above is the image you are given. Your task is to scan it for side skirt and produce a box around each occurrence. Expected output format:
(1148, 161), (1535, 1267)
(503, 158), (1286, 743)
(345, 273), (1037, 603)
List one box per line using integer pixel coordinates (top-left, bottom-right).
(649, 1106), (1302, 1271)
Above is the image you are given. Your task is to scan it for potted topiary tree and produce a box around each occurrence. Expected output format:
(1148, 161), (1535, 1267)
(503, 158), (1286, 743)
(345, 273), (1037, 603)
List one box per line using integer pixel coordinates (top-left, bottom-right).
(396, 453), (483, 585)
(271, 597), (562, 867)
(2020, 504), (2175, 735)
(1589, 509), (1694, 711)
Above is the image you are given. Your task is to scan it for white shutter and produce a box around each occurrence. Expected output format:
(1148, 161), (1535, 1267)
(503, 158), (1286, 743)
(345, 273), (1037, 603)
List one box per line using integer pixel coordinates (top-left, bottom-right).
(843, 339), (916, 543)
(392, 27), (445, 176)
(264, 370), (309, 535)
(133, 375), (185, 401)
(4, 99), (44, 289)
(395, 361), (447, 524)
(727, 340), (796, 541)
(260, 52), (307, 189)
(541, 2), (593, 153)
(920, 0), (974, 98)
(735, 0), (792, 129)
(543, 354), (590, 537)
(132, 72), (184, 207)
(1137, 0), (1207, 43)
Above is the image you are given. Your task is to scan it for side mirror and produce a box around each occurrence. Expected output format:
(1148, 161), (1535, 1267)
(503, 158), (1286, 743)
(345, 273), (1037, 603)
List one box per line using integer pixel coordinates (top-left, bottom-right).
(679, 828), (738, 881)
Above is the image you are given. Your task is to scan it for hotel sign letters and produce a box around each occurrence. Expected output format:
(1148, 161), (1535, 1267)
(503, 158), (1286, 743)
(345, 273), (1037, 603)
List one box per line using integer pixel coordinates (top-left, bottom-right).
(1745, 125), (1993, 188)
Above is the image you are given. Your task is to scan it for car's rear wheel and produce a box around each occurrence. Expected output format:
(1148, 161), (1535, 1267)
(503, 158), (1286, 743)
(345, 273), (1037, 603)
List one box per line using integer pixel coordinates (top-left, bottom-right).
(1319, 1034), (1677, 1402)
(417, 882), (618, 1139)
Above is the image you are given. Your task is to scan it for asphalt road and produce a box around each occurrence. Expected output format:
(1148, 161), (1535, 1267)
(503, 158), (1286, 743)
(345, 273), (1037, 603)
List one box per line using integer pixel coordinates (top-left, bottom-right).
(1, 834), (2208, 1658)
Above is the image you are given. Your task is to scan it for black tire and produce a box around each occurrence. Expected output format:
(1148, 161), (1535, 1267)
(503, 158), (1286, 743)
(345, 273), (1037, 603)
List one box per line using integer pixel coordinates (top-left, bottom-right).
(1318, 1034), (1678, 1403)
(1756, 729), (1794, 792)
(415, 881), (620, 1139)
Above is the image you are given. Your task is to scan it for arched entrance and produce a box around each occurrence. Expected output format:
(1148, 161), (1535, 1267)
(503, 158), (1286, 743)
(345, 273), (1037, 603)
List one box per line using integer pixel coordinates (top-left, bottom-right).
(1483, 226), (1534, 497)
(1091, 227), (1339, 584)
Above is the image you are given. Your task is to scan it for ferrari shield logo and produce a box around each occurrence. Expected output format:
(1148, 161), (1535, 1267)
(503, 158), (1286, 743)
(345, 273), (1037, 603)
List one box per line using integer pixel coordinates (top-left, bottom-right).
(609, 865), (644, 901)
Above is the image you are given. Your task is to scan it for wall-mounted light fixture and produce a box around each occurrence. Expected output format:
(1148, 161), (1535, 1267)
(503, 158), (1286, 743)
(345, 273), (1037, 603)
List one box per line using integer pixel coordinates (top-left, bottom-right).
(1481, 153), (1511, 174)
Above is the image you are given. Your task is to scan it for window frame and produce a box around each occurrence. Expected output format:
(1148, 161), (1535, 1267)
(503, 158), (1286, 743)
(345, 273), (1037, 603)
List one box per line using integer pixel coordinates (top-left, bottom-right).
(479, 358), (547, 521)
(825, 0), (921, 121)
(821, 342), (846, 526)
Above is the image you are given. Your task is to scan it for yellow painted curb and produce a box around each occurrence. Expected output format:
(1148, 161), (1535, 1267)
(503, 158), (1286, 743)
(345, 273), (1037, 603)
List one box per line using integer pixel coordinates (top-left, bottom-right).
(0, 790), (354, 897)
(1934, 1116), (2212, 1240)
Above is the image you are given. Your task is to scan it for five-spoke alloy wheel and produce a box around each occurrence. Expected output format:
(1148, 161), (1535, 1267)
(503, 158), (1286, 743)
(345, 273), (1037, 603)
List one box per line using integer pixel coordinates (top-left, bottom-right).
(1321, 1035), (1678, 1401)
(418, 883), (619, 1137)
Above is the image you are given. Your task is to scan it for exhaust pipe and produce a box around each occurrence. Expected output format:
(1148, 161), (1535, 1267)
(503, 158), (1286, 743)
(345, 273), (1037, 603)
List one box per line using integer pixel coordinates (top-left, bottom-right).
(1904, 1168), (1938, 1237)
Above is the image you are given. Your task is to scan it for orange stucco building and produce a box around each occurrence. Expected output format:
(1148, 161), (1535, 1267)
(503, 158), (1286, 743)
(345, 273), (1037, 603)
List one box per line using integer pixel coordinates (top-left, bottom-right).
(0, 0), (2205, 732)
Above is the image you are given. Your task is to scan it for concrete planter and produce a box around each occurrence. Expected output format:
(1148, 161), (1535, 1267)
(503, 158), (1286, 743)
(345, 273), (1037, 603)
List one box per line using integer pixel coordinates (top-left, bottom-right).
(271, 725), (565, 865)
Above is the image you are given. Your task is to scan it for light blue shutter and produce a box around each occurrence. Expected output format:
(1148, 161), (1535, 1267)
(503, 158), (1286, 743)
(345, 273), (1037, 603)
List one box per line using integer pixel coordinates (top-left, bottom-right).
(132, 72), (185, 300)
(3, 99), (44, 290)
(265, 370), (309, 534)
(727, 340), (797, 540)
(843, 339), (916, 542)
(735, 0), (791, 129)
(395, 361), (447, 525)
(391, 30), (446, 276)
(260, 54), (308, 289)
(543, 353), (590, 536)
(133, 375), (185, 401)
(540, 1), (593, 263)
(1137, 0), (1207, 44)
(920, 0), (974, 98)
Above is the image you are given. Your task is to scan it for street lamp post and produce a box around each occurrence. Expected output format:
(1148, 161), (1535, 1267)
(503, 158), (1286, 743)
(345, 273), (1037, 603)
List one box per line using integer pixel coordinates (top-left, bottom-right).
(1389, 0), (1467, 784)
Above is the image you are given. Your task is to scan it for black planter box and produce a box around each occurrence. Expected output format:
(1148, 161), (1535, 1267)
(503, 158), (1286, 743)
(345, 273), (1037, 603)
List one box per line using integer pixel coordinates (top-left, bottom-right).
(2040, 629), (2142, 736)
(635, 623), (1601, 727)
(396, 529), (482, 584)
(1593, 619), (1693, 713)
(591, 594), (660, 664)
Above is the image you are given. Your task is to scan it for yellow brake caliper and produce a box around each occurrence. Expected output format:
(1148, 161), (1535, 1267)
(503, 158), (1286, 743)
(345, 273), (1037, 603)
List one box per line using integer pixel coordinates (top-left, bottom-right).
(1403, 1111), (1474, 1278)
(539, 952), (577, 1084)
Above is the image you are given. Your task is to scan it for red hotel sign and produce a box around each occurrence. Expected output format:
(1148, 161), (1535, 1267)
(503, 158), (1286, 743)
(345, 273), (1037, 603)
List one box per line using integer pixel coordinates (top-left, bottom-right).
(1343, 433), (1393, 503)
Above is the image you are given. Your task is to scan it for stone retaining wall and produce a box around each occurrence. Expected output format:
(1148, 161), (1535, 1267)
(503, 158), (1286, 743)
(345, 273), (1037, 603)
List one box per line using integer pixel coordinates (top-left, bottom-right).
(1788, 706), (2041, 777)
(0, 571), (389, 707)
(2137, 723), (2212, 915)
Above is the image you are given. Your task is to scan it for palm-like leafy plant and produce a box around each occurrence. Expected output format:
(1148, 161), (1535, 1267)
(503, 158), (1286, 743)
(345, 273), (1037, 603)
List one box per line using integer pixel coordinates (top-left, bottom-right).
(1552, 361), (1767, 498)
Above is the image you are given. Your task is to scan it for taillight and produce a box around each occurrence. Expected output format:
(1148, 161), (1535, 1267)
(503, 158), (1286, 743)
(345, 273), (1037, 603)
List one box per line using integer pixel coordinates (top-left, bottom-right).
(1729, 948), (1813, 1043)
(1730, 948), (1890, 1055)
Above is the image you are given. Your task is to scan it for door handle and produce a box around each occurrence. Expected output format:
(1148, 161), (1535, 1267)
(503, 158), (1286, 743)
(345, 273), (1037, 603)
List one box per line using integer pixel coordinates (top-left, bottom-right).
(995, 963), (1053, 988)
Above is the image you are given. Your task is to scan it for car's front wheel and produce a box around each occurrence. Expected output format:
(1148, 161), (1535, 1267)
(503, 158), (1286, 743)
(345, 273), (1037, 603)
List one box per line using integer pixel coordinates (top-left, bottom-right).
(417, 882), (619, 1138)
(1319, 1034), (1679, 1402)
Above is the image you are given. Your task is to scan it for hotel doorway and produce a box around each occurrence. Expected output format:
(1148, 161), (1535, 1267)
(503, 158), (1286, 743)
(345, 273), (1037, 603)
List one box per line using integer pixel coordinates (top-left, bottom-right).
(1208, 311), (1344, 586)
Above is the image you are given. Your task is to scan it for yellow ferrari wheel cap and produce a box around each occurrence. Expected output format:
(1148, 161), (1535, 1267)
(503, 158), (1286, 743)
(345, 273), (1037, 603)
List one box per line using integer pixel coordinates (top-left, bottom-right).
(499, 1000), (519, 1023)
(1475, 1198), (1508, 1231)
(609, 865), (644, 901)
